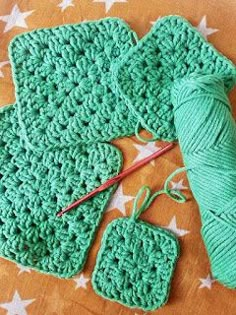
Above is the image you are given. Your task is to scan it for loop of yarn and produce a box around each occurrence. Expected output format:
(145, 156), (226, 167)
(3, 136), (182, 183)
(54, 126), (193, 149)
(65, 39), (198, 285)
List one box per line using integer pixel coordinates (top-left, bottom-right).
(132, 185), (152, 219)
(163, 167), (188, 204)
(135, 121), (161, 143)
(132, 180), (186, 221)
(171, 74), (236, 288)
(93, 182), (183, 310)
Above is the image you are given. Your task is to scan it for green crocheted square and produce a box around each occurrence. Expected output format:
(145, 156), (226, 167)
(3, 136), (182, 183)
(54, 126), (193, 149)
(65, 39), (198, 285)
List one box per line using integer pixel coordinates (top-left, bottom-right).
(92, 217), (179, 311)
(9, 18), (138, 149)
(0, 104), (122, 278)
(114, 15), (236, 141)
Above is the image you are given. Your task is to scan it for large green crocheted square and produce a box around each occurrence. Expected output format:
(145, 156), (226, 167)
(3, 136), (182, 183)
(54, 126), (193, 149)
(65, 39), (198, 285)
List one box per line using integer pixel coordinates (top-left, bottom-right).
(9, 18), (138, 149)
(114, 15), (236, 141)
(92, 217), (179, 311)
(0, 104), (122, 278)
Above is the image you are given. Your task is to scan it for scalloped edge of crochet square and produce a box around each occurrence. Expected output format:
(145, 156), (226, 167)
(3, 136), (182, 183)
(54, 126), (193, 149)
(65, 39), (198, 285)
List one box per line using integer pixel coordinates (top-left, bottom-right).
(7, 17), (139, 145)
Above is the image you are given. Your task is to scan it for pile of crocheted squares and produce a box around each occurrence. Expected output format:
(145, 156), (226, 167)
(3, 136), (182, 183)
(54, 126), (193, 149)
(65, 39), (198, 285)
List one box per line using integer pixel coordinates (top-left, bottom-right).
(0, 18), (138, 278)
(0, 104), (122, 278)
(0, 15), (235, 282)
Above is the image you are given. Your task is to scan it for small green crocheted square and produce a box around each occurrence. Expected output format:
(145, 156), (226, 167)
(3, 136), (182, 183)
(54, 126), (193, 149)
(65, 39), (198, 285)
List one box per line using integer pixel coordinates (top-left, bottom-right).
(9, 18), (138, 149)
(92, 218), (179, 311)
(114, 15), (236, 141)
(0, 104), (123, 278)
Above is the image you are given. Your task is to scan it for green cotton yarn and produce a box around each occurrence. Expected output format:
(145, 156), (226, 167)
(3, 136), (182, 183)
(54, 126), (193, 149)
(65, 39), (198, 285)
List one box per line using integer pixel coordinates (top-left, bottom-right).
(171, 74), (236, 288)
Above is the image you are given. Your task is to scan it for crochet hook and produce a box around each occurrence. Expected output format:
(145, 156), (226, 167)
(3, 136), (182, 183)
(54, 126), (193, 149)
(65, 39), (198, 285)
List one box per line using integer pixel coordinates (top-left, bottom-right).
(57, 142), (175, 217)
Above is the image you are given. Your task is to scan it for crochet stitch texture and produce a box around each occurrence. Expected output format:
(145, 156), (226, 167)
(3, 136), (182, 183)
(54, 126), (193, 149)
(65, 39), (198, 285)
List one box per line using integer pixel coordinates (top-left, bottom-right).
(114, 16), (236, 141)
(0, 104), (122, 278)
(9, 18), (138, 150)
(1, 15), (236, 284)
(92, 217), (179, 311)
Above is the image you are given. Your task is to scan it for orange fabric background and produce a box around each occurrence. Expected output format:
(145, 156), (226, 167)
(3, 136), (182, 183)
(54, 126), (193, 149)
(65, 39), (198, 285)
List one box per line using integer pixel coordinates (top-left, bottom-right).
(0, 1), (236, 314)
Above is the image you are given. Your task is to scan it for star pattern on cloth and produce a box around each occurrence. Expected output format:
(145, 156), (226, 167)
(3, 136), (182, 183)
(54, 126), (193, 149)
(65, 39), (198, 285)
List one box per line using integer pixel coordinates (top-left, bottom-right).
(93, 0), (127, 13)
(0, 61), (9, 78)
(133, 142), (161, 166)
(196, 16), (218, 40)
(165, 216), (190, 237)
(107, 185), (134, 216)
(0, 4), (34, 33)
(16, 264), (31, 275)
(73, 273), (90, 289)
(170, 179), (188, 191)
(57, 0), (74, 12)
(0, 291), (35, 315)
(199, 274), (215, 289)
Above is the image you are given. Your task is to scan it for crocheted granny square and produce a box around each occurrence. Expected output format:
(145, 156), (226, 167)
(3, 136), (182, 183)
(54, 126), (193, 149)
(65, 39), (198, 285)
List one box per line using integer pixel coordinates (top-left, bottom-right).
(92, 218), (179, 311)
(9, 18), (138, 149)
(0, 105), (122, 278)
(114, 15), (236, 141)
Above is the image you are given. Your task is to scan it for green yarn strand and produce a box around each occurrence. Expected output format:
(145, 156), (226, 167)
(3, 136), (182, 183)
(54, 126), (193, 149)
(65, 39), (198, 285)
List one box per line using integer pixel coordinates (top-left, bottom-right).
(132, 179), (186, 220)
(132, 186), (152, 219)
(172, 74), (236, 288)
(135, 121), (161, 143)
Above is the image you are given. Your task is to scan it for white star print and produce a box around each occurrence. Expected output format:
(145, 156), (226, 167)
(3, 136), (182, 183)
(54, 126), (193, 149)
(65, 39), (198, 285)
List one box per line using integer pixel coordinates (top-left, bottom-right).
(0, 61), (9, 78)
(0, 4), (34, 33)
(73, 273), (90, 289)
(165, 216), (190, 237)
(57, 0), (74, 12)
(93, 0), (127, 13)
(0, 291), (35, 315)
(16, 264), (31, 275)
(196, 16), (218, 40)
(107, 185), (134, 216)
(170, 179), (188, 191)
(199, 274), (215, 289)
(133, 142), (161, 166)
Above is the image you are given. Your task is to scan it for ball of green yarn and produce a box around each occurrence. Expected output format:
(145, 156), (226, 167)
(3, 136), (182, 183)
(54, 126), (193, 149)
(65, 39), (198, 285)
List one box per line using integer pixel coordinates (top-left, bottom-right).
(171, 74), (236, 288)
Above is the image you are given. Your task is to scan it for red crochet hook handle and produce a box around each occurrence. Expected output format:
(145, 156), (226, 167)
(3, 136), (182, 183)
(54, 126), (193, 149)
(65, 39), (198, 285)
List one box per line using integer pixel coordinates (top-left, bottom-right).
(56, 142), (175, 217)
